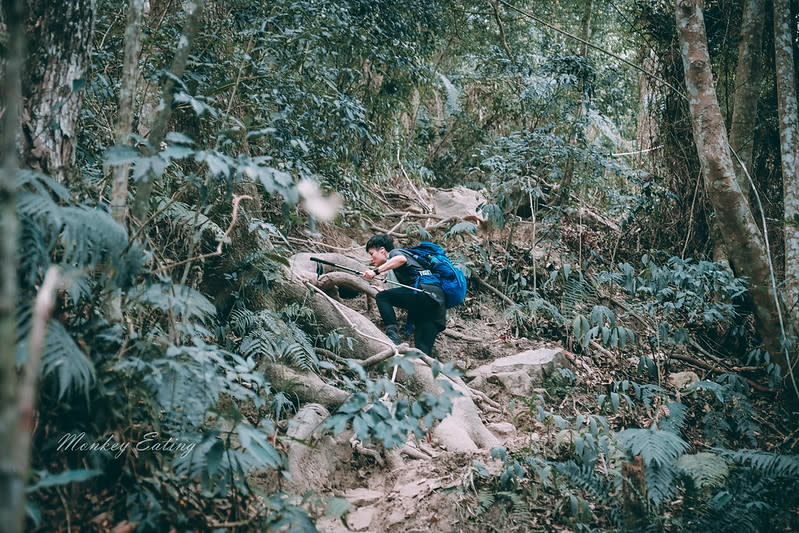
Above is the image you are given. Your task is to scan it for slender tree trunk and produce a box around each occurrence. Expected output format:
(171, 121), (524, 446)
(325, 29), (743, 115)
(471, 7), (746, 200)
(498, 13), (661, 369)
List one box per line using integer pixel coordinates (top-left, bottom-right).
(0, 0), (24, 529)
(110, 0), (146, 224)
(676, 0), (796, 397)
(635, 47), (660, 167)
(558, 0), (593, 205)
(131, 0), (205, 220)
(728, 0), (765, 195)
(711, 0), (765, 261)
(20, 0), (96, 182)
(774, 0), (799, 319)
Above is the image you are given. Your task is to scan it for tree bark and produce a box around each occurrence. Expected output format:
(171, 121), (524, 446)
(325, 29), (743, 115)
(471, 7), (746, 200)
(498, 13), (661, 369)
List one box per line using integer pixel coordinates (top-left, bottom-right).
(109, 0), (146, 224)
(675, 0), (796, 396)
(773, 0), (799, 320)
(0, 0), (24, 528)
(710, 0), (766, 262)
(131, 0), (205, 220)
(728, 0), (765, 196)
(20, 0), (96, 182)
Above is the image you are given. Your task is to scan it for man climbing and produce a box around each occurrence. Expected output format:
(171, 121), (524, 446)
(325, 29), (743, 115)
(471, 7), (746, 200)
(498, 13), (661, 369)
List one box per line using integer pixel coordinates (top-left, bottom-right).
(362, 234), (446, 356)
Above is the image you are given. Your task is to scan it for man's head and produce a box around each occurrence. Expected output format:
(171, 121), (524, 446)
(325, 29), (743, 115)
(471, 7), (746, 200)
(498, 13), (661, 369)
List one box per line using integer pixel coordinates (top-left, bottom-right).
(366, 234), (394, 266)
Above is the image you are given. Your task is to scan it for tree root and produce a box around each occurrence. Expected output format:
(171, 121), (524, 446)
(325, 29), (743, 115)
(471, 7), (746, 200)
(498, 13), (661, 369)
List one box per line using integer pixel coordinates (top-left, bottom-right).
(262, 363), (349, 409)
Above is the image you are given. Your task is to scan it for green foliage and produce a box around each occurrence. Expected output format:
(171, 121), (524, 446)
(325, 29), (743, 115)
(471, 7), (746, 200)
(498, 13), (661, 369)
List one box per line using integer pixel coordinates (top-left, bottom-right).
(324, 357), (461, 449)
(17, 170), (292, 528)
(229, 307), (318, 371)
(598, 254), (749, 350)
(676, 452), (729, 490)
(615, 426), (689, 469)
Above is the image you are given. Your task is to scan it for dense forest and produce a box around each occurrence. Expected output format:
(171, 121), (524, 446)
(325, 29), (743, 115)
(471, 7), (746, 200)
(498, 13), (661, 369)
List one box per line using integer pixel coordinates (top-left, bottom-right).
(1, 0), (799, 531)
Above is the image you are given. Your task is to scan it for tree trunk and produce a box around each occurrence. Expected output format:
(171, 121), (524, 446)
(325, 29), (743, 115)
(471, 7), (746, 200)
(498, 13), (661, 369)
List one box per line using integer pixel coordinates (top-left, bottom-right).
(635, 47), (660, 167)
(710, 0), (766, 262)
(0, 0), (24, 529)
(728, 0), (765, 196)
(131, 0), (205, 220)
(109, 0), (146, 224)
(774, 0), (799, 320)
(20, 0), (96, 182)
(558, 0), (593, 206)
(675, 0), (796, 397)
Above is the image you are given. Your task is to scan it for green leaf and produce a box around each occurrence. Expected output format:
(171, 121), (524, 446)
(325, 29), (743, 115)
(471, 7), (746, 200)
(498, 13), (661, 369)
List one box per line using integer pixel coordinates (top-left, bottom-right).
(206, 439), (225, 476)
(27, 469), (102, 492)
(237, 425), (282, 469)
(325, 497), (351, 518)
(103, 145), (140, 165)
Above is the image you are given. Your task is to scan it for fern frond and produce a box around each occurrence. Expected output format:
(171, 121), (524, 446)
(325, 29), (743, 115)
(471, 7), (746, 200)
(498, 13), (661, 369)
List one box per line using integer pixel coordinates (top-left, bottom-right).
(722, 449), (799, 478)
(644, 463), (678, 505)
(17, 169), (70, 201)
(59, 206), (127, 267)
(561, 275), (599, 319)
(659, 401), (688, 435)
(155, 197), (227, 243)
(133, 283), (217, 324)
(473, 488), (496, 516)
(229, 307), (259, 335)
(554, 460), (612, 504)
(240, 331), (279, 362)
(278, 342), (318, 372)
(38, 321), (95, 401)
(676, 452), (729, 489)
(615, 426), (689, 468)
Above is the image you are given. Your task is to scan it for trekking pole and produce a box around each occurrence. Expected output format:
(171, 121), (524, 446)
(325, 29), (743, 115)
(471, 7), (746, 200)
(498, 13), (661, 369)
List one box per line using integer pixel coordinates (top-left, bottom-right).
(309, 257), (433, 296)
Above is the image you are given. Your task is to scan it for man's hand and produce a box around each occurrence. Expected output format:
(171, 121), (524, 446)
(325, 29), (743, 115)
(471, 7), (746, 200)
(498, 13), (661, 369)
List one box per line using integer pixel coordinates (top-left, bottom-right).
(363, 269), (377, 281)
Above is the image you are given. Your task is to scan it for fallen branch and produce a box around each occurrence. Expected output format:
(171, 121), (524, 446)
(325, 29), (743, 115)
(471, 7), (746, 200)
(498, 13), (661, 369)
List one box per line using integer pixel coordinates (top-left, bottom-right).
(316, 272), (378, 299)
(362, 343), (410, 367)
(474, 274), (515, 307)
(668, 353), (770, 392)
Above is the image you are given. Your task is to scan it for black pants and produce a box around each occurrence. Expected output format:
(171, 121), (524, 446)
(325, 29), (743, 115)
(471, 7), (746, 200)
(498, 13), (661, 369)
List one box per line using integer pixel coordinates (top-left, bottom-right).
(375, 286), (446, 356)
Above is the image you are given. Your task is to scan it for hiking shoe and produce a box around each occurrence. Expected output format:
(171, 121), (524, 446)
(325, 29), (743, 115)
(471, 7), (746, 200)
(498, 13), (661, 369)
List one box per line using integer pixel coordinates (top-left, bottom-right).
(385, 326), (401, 345)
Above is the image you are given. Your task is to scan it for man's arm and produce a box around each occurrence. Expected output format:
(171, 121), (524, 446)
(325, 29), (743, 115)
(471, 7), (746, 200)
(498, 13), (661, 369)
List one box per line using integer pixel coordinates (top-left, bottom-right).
(363, 253), (407, 280)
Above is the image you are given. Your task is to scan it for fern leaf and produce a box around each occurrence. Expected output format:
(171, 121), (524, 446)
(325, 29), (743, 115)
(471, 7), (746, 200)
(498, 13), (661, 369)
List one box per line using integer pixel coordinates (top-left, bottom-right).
(38, 321), (95, 401)
(676, 452), (729, 489)
(615, 426), (689, 468)
(134, 283), (217, 324)
(724, 449), (799, 478)
(155, 198), (227, 243)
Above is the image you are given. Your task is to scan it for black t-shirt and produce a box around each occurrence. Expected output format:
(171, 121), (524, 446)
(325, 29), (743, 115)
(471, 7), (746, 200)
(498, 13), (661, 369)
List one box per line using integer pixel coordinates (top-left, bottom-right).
(388, 249), (446, 308)
(388, 249), (425, 286)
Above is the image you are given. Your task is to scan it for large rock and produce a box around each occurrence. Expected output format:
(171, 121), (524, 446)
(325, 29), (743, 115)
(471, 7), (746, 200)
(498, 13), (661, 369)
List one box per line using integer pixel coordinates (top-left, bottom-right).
(466, 347), (568, 397)
(432, 187), (486, 221)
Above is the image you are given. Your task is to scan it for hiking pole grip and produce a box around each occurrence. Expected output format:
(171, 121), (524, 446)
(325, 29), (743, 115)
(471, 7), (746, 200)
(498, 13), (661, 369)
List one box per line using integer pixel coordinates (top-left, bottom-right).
(309, 257), (364, 275)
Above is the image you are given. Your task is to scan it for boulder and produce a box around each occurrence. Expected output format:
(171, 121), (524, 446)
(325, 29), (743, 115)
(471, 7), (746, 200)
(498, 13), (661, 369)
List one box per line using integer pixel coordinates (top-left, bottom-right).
(466, 347), (568, 397)
(669, 371), (700, 389)
(432, 187), (486, 221)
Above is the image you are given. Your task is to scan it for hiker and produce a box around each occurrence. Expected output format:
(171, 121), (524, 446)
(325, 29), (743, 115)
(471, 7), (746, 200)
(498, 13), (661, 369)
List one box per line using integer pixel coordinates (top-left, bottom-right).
(362, 234), (446, 356)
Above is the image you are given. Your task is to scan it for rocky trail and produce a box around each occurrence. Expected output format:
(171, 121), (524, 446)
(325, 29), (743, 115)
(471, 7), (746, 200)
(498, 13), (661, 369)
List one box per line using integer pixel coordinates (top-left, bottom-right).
(256, 186), (581, 532)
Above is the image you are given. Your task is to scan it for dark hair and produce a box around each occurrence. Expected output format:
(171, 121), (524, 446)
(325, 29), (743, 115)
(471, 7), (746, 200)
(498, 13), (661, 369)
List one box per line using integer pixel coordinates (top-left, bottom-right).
(365, 234), (394, 252)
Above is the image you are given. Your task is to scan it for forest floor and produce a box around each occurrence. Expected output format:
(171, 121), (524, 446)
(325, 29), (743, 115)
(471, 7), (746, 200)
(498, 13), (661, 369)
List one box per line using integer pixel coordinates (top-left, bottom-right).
(246, 182), (798, 532)
(258, 184), (640, 532)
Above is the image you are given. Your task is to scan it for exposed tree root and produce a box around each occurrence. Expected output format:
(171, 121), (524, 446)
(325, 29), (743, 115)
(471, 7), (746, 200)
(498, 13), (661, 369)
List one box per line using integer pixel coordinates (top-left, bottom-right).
(274, 252), (504, 490)
(262, 363), (349, 409)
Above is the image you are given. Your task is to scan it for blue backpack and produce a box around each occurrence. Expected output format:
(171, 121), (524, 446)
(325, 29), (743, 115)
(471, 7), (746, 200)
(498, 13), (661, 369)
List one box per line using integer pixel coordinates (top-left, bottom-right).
(402, 241), (468, 308)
